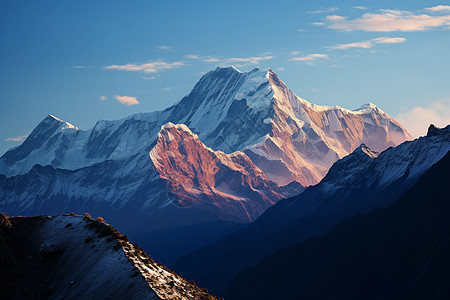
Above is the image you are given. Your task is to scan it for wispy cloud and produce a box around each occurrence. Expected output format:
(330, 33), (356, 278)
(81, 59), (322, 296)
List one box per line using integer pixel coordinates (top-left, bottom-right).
(157, 45), (174, 51)
(162, 87), (171, 92)
(289, 53), (329, 65)
(372, 37), (406, 43)
(99, 95), (107, 101)
(72, 65), (92, 69)
(104, 61), (185, 74)
(307, 7), (338, 14)
(328, 41), (373, 50)
(5, 134), (29, 142)
(197, 55), (274, 65)
(203, 57), (220, 63)
(320, 9), (450, 32)
(327, 36), (406, 50)
(353, 6), (367, 10)
(227, 56), (274, 64)
(396, 100), (450, 137)
(425, 5), (450, 12)
(184, 54), (202, 59)
(115, 95), (139, 106)
(143, 76), (157, 80)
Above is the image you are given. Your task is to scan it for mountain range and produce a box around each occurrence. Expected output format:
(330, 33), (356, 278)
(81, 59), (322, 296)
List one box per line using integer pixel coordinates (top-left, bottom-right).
(0, 66), (412, 263)
(174, 124), (450, 295)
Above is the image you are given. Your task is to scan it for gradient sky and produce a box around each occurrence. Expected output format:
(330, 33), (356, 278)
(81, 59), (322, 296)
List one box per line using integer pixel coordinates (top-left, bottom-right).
(1, 0), (450, 155)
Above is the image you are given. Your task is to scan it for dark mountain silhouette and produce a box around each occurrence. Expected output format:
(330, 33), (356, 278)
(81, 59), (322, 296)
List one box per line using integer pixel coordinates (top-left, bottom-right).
(226, 150), (450, 299)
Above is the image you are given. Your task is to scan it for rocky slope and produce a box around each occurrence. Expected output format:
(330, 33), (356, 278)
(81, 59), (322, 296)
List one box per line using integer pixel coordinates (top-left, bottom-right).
(150, 123), (282, 222)
(0, 213), (216, 300)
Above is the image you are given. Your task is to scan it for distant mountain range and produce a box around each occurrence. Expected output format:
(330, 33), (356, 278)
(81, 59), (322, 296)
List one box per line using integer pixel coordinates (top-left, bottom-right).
(0, 66), (411, 263)
(174, 124), (450, 295)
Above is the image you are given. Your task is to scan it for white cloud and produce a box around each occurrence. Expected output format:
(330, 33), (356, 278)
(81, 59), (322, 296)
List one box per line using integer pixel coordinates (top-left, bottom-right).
(307, 7), (338, 14)
(327, 15), (346, 21)
(353, 6), (367, 10)
(227, 56), (274, 64)
(158, 45), (174, 51)
(202, 55), (274, 65)
(104, 61), (185, 74)
(289, 53), (329, 64)
(328, 41), (373, 50)
(327, 36), (406, 50)
(277, 67), (285, 71)
(115, 95), (140, 106)
(72, 65), (87, 69)
(372, 37), (406, 43)
(396, 100), (450, 137)
(162, 87), (171, 92)
(322, 9), (450, 32)
(425, 5), (450, 12)
(5, 134), (29, 142)
(99, 95), (107, 101)
(184, 54), (201, 59)
(143, 76), (157, 80)
(203, 57), (220, 63)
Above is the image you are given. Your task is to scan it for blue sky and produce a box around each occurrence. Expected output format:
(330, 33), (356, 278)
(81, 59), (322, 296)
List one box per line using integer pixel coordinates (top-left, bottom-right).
(1, 0), (450, 155)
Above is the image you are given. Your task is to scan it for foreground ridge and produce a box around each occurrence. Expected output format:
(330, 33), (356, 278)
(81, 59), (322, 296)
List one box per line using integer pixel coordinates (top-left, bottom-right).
(0, 213), (218, 300)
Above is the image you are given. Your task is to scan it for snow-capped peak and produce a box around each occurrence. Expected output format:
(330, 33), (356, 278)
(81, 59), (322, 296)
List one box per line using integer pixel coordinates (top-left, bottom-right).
(230, 65), (243, 73)
(149, 122), (282, 221)
(46, 114), (78, 131)
(354, 102), (379, 111)
(1, 66), (412, 188)
(160, 122), (192, 133)
(48, 114), (64, 122)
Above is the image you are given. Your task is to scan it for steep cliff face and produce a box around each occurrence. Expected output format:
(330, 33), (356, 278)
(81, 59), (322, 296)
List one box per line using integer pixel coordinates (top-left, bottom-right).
(150, 123), (282, 222)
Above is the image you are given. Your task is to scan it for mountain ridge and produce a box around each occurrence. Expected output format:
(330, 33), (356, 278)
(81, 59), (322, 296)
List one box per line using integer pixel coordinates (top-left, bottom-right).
(0, 213), (217, 299)
(0, 67), (411, 187)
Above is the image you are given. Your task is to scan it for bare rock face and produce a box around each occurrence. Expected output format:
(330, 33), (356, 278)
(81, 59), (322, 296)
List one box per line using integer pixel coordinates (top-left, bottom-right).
(0, 214), (217, 300)
(150, 123), (283, 222)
